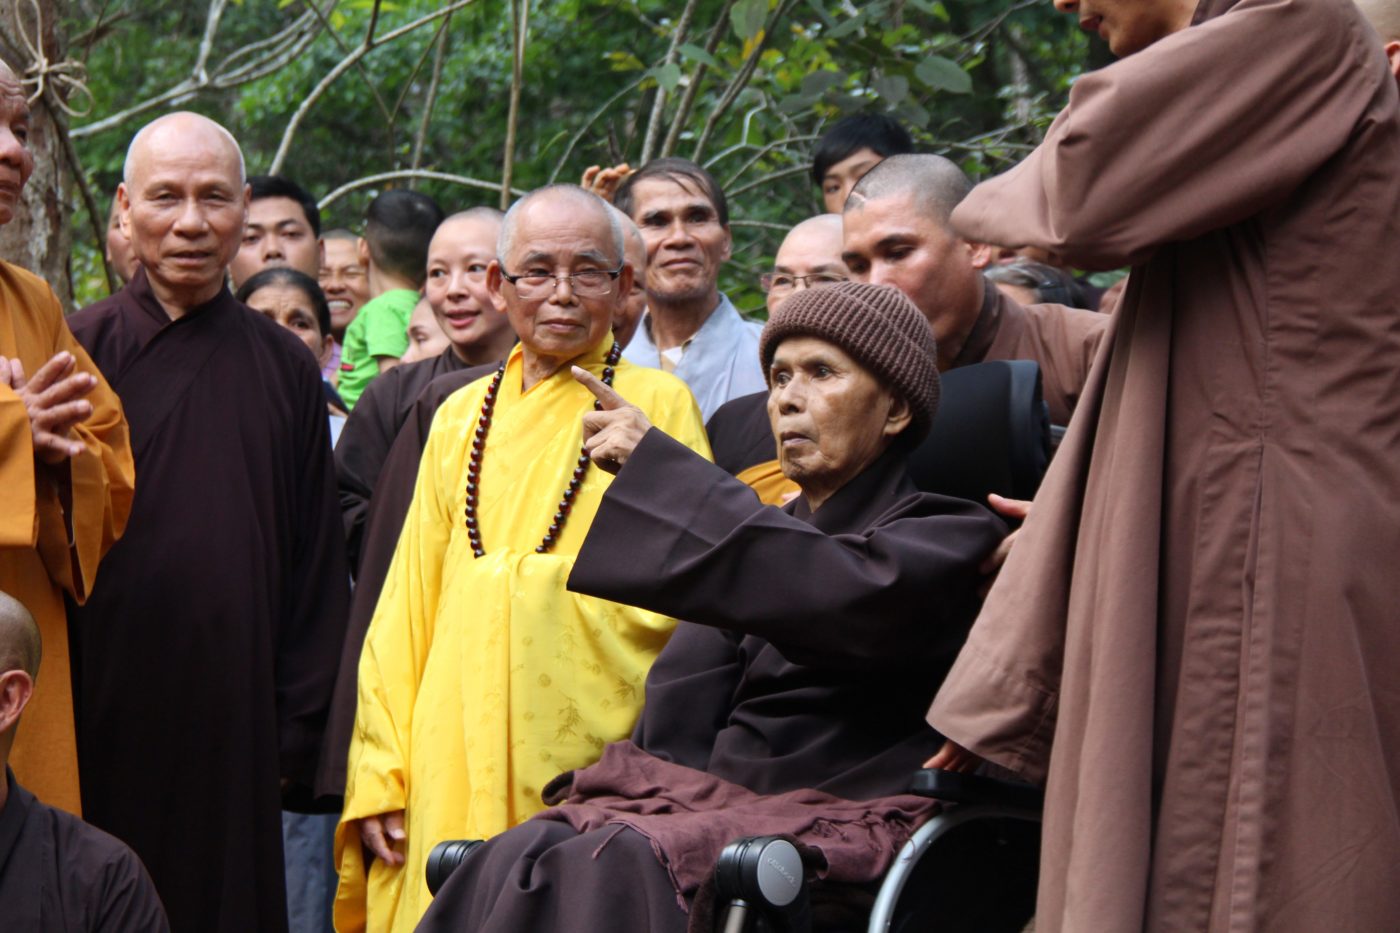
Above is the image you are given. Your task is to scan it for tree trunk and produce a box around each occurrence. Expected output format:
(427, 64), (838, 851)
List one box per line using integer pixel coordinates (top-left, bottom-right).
(0, 0), (74, 310)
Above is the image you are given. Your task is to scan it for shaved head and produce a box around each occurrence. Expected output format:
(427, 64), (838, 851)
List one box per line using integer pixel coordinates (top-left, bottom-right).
(123, 112), (245, 188)
(778, 214), (844, 257)
(499, 185), (622, 261)
(844, 154), (973, 228)
(1357, 0), (1400, 40)
(0, 591), (39, 680)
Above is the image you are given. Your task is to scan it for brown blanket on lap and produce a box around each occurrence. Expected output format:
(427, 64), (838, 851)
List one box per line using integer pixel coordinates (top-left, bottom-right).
(534, 741), (938, 916)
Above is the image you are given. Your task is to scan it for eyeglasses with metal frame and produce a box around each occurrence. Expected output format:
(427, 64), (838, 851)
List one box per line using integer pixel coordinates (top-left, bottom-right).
(760, 271), (849, 294)
(499, 263), (625, 299)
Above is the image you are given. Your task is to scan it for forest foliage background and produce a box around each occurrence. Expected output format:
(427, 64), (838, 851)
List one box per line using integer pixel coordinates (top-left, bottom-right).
(14, 0), (1107, 311)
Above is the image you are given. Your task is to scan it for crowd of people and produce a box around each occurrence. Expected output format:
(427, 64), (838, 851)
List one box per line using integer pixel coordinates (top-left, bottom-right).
(2, 0), (1399, 931)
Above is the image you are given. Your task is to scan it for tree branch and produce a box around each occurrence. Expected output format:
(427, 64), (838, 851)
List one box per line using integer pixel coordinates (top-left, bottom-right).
(689, 0), (798, 162)
(317, 170), (526, 210)
(500, 0), (529, 209)
(411, 13), (452, 182)
(546, 75), (646, 184)
(660, 0), (733, 159)
(639, 0), (700, 165)
(268, 0), (478, 175)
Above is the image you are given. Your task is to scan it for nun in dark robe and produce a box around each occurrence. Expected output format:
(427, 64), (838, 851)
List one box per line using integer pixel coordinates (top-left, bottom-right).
(64, 113), (349, 933)
(418, 281), (1005, 931)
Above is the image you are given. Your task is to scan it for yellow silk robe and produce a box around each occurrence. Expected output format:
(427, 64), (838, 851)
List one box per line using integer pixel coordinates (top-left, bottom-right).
(334, 337), (709, 932)
(0, 261), (134, 815)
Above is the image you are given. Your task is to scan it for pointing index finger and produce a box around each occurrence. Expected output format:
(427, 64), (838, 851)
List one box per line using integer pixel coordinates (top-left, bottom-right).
(571, 365), (629, 411)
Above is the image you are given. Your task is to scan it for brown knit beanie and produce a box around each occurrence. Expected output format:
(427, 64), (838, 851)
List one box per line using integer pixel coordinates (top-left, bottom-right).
(759, 281), (940, 439)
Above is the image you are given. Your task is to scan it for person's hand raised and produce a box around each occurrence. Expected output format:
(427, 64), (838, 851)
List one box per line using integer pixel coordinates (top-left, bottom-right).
(573, 365), (652, 475)
(2, 352), (96, 465)
(580, 163), (633, 203)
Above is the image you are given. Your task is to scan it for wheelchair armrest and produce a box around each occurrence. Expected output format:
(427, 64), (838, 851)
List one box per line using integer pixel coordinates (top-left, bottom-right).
(910, 769), (1044, 812)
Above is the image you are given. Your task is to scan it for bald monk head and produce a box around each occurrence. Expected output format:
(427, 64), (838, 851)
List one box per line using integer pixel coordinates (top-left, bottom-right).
(424, 208), (515, 366)
(0, 591), (40, 772)
(1356, 0), (1400, 81)
(764, 214), (849, 315)
(489, 185), (632, 390)
(611, 206), (648, 349)
(118, 112), (249, 318)
(841, 154), (992, 370)
(0, 60), (35, 228)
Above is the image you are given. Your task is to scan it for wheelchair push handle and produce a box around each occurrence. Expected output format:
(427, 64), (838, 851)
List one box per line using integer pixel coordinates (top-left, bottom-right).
(910, 768), (1044, 812)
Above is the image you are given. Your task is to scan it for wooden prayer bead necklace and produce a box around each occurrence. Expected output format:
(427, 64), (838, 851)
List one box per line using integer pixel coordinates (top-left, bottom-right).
(465, 341), (622, 558)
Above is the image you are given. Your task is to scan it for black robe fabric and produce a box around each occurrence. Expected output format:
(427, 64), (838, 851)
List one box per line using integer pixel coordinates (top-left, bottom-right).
(317, 362), (496, 798)
(65, 268), (350, 933)
(335, 348), (478, 575)
(418, 430), (1004, 930)
(0, 769), (169, 932)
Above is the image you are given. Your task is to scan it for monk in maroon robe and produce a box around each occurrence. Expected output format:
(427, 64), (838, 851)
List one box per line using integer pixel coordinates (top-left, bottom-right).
(418, 283), (1005, 931)
(65, 113), (349, 933)
(926, 1), (1400, 930)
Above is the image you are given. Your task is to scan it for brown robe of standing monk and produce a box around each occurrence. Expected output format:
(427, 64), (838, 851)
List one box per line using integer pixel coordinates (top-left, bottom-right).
(66, 113), (349, 932)
(927, 0), (1400, 929)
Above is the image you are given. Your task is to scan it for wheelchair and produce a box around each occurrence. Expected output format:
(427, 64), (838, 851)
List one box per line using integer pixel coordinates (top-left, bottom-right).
(426, 360), (1053, 930)
(425, 767), (1041, 932)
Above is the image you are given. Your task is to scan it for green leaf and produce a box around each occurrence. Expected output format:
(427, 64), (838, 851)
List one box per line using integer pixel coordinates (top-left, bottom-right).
(872, 74), (909, 105)
(730, 0), (767, 42)
(799, 70), (845, 96)
(677, 43), (723, 71)
(649, 61), (682, 92)
(826, 11), (869, 40)
(914, 55), (972, 94)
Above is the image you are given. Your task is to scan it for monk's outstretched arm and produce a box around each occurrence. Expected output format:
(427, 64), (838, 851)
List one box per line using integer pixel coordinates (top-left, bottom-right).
(954, 0), (1383, 270)
(570, 429), (1005, 671)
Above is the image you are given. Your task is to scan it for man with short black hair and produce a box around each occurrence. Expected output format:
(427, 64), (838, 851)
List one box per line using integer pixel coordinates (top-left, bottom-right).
(811, 113), (914, 213)
(228, 174), (323, 288)
(336, 190), (444, 409)
(614, 158), (763, 420)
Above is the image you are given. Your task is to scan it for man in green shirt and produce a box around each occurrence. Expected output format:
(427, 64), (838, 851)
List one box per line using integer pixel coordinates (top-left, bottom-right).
(337, 190), (444, 408)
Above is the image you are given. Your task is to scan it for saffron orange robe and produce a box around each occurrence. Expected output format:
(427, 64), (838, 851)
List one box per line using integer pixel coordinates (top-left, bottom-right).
(0, 260), (133, 816)
(334, 337), (709, 932)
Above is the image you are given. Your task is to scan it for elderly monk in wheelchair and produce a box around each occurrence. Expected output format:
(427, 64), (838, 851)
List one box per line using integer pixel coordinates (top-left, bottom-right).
(419, 282), (1018, 932)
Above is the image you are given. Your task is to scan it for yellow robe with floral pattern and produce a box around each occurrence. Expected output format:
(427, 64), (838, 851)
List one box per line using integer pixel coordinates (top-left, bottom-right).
(334, 337), (709, 932)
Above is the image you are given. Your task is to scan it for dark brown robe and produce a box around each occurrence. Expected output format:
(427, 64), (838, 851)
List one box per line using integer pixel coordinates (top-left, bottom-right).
(927, 1), (1400, 930)
(335, 347), (477, 575)
(417, 429), (1004, 931)
(951, 283), (1105, 427)
(65, 268), (350, 933)
(317, 362), (496, 798)
(0, 768), (168, 932)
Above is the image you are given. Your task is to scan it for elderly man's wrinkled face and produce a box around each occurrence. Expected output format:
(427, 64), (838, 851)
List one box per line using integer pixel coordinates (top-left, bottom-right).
(767, 335), (910, 510)
(765, 216), (849, 315)
(842, 196), (982, 343)
(0, 68), (34, 227)
(425, 215), (511, 356)
(488, 195), (631, 366)
(121, 121), (247, 303)
(319, 237), (368, 338)
(230, 196), (321, 287)
(627, 177), (730, 307)
(1053, 0), (1195, 57)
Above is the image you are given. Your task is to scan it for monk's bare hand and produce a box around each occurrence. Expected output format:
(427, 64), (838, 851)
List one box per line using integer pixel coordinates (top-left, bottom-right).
(6, 352), (96, 465)
(978, 493), (1033, 596)
(358, 810), (406, 866)
(580, 163), (632, 203)
(573, 365), (651, 475)
(924, 739), (983, 774)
